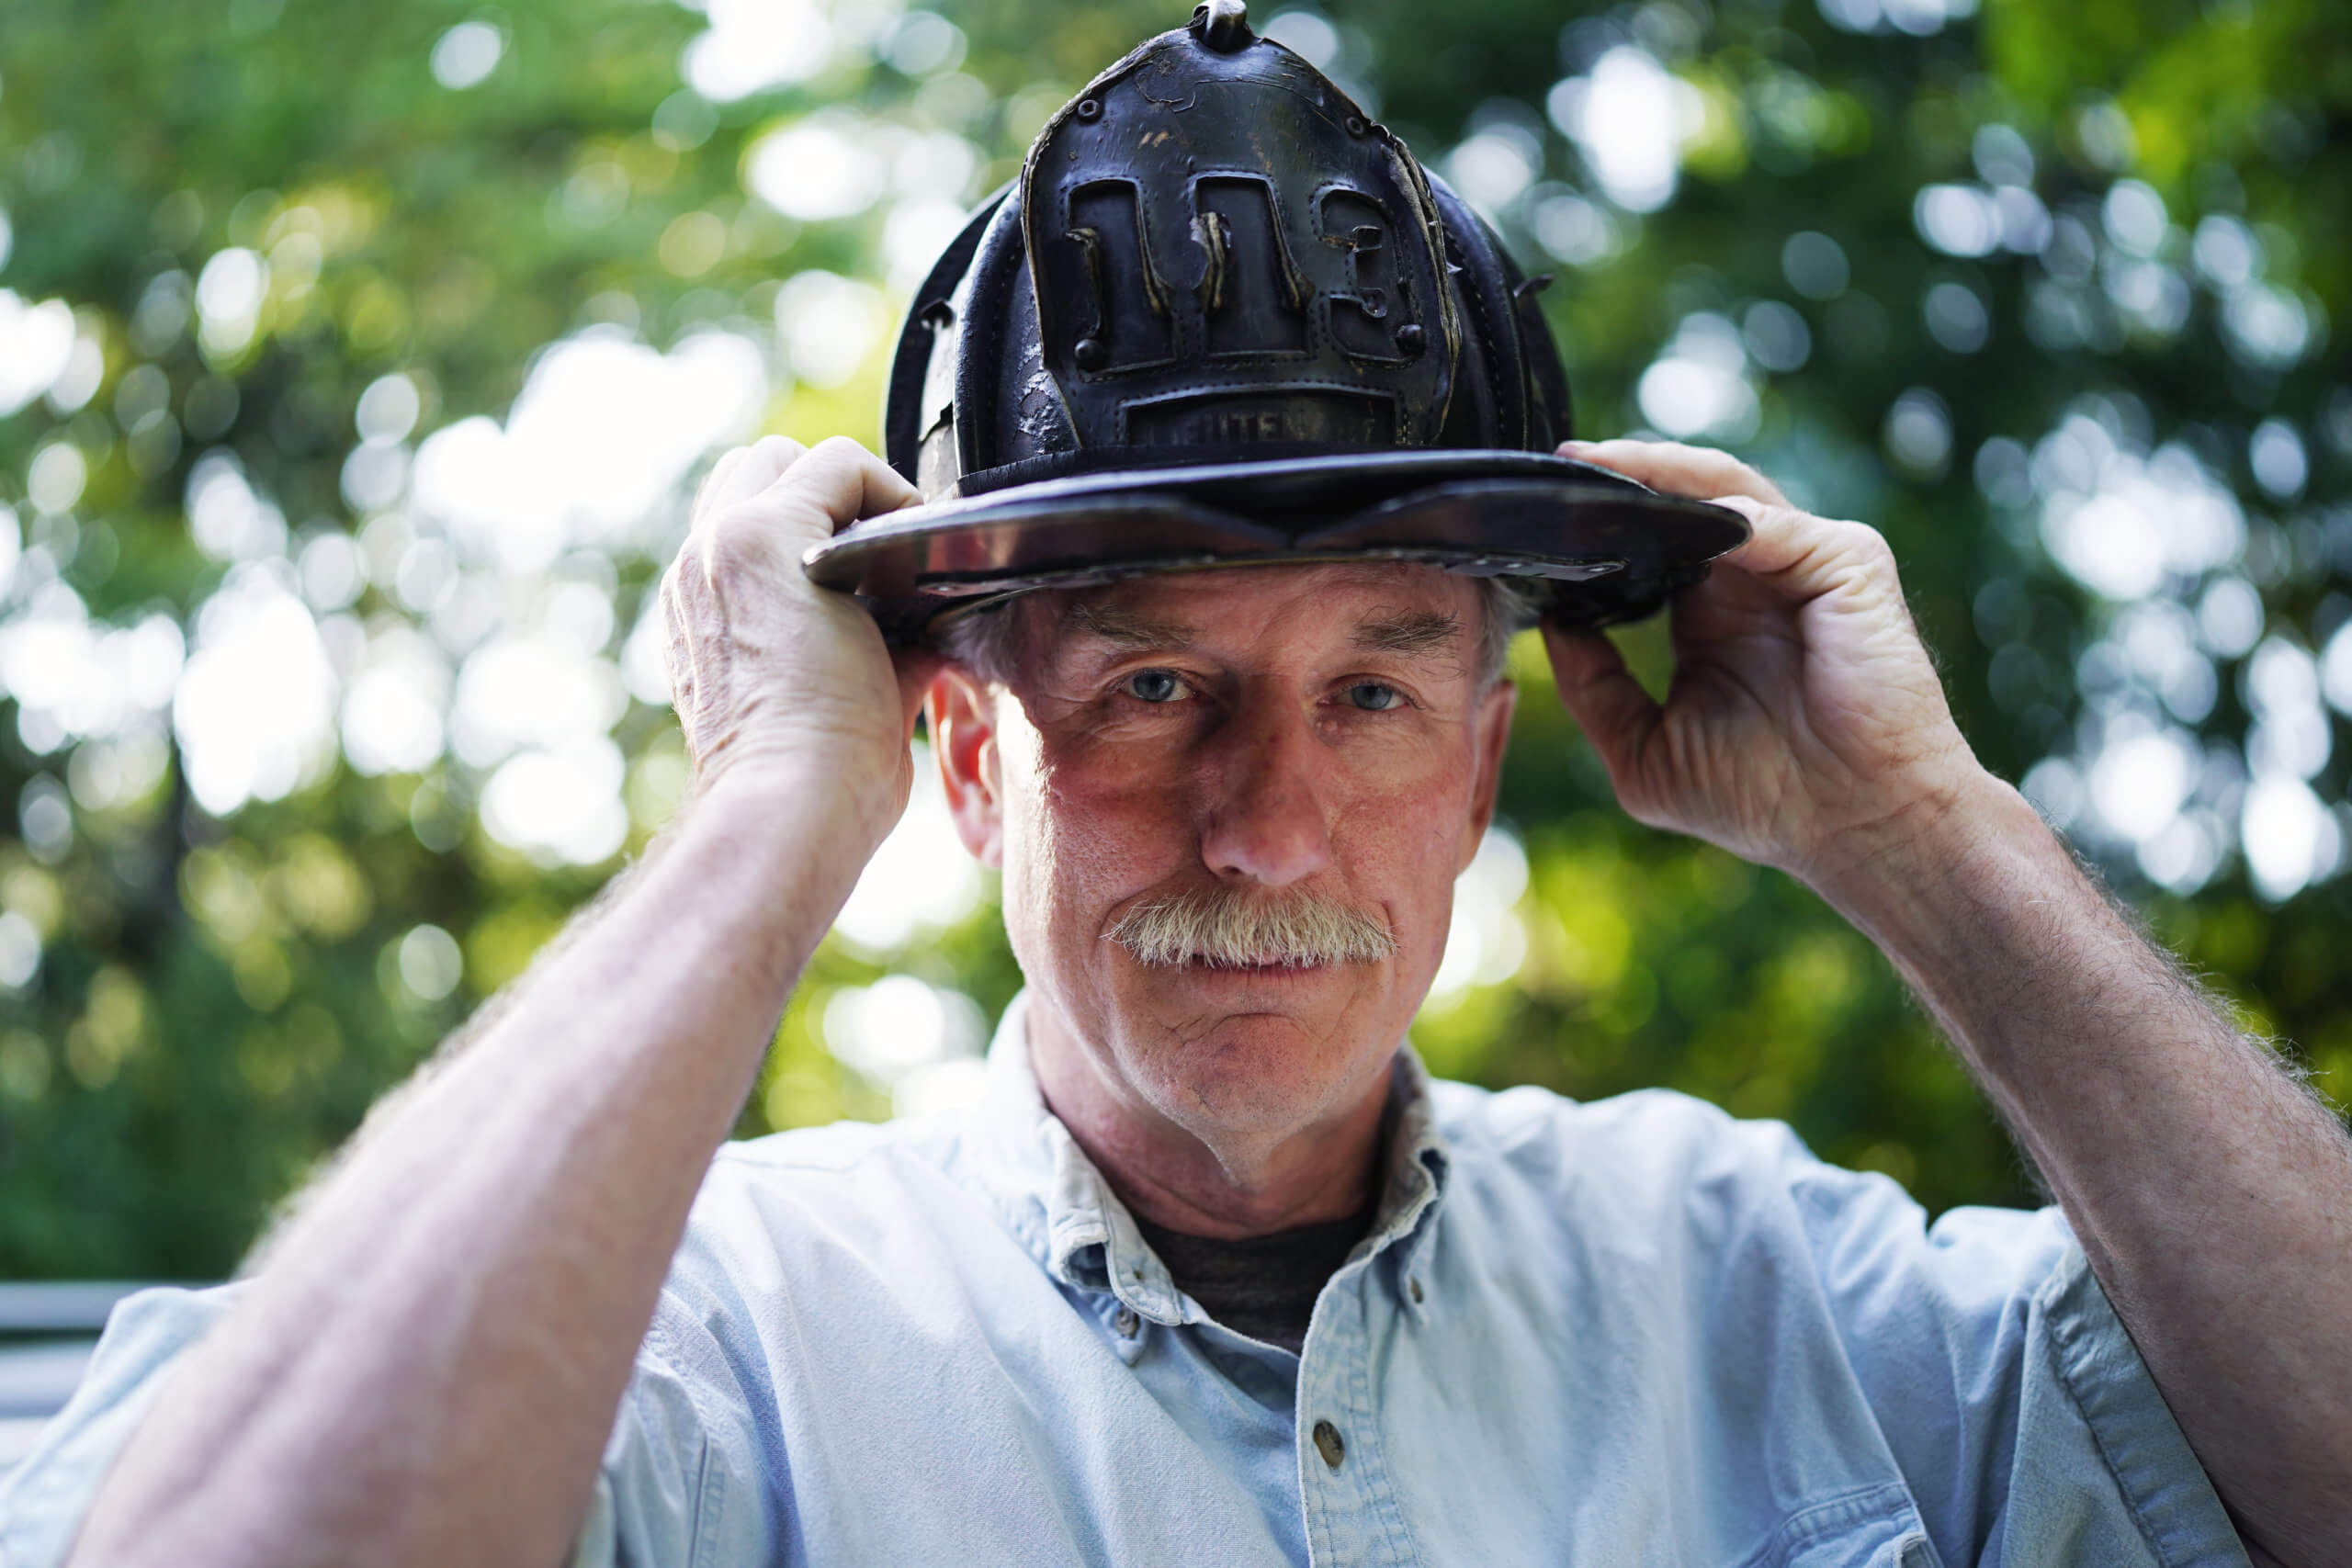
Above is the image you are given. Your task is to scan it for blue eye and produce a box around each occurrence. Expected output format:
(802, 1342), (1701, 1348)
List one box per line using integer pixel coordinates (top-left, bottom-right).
(1346, 682), (1403, 711)
(1122, 670), (1188, 703)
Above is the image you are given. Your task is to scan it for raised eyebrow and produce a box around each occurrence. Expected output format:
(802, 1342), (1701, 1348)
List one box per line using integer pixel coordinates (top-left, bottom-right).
(1351, 609), (1464, 659)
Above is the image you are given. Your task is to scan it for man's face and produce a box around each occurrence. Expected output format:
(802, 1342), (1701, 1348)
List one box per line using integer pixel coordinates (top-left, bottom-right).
(932, 561), (1516, 1154)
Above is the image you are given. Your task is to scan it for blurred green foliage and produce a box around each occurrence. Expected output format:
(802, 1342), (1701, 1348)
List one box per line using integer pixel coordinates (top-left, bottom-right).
(0, 0), (2346, 1278)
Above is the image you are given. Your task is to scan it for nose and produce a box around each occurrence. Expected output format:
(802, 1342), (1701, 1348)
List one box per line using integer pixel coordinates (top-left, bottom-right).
(1196, 688), (1334, 888)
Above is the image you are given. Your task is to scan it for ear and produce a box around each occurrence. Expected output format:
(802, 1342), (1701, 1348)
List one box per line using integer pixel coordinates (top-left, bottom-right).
(1456, 679), (1519, 875)
(928, 664), (1005, 869)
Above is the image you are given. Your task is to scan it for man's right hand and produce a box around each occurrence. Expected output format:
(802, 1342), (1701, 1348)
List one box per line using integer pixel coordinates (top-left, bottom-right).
(65, 437), (936, 1568)
(662, 434), (937, 842)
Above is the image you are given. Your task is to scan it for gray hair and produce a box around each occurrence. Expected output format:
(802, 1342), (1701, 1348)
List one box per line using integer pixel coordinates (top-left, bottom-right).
(936, 572), (1549, 689)
(1104, 882), (1399, 969)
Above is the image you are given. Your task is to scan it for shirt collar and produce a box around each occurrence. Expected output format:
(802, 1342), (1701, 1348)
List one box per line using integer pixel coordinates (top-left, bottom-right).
(967, 990), (1451, 1327)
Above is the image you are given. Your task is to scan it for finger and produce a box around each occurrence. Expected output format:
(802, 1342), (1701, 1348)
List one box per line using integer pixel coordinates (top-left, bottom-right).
(1711, 494), (1895, 604)
(707, 435), (810, 516)
(691, 437), (803, 528)
(1558, 438), (1789, 507)
(744, 435), (922, 543)
(1541, 621), (1662, 778)
(692, 446), (750, 519)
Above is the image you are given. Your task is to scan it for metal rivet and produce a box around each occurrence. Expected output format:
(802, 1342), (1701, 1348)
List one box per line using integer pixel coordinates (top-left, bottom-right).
(1074, 335), (1106, 369)
(1312, 1420), (1345, 1471)
(1344, 114), (1368, 137)
(1074, 97), (1102, 122)
(1409, 1278), (1425, 1304)
(1396, 322), (1425, 356)
(1114, 1304), (1139, 1337)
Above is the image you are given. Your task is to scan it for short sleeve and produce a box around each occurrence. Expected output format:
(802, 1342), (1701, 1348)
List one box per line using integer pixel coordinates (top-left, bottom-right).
(0, 1280), (770, 1568)
(2001, 1241), (2253, 1568)
(566, 1304), (774, 1568)
(1781, 1150), (2250, 1568)
(0, 1286), (237, 1568)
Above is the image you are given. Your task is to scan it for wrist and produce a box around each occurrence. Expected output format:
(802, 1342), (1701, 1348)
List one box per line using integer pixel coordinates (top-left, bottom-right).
(1801, 772), (2097, 1049)
(686, 750), (904, 894)
(693, 728), (908, 837)
(1802, 766), (2046, 937)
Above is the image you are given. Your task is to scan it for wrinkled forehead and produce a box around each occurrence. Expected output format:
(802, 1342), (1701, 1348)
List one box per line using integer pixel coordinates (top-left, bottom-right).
(1027, 559), (1483, 667)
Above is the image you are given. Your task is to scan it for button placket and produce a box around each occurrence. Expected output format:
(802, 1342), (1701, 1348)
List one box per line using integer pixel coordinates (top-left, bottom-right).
(1295, 1267), (1425, 1567)
(1297, 1286), (1363, 1557)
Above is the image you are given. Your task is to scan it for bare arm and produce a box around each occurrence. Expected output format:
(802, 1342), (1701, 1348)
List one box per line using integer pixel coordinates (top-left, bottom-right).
(1547, 438), (2352, 1568)
(67, 436), (933, 1568)
(1819, 775), (2351, 1568)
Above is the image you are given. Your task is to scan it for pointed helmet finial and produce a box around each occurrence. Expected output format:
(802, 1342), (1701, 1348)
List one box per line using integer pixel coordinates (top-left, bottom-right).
(1190, 0), (1252, 52)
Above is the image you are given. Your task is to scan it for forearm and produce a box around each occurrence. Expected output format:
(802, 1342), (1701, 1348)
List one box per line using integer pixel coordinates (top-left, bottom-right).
(70, 766), (876, 1568)
(1817, 774), (2352, 1566)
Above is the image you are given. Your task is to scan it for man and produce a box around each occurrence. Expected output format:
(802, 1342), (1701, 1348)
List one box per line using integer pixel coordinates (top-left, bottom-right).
(9, 11), (2351, 1568)
(7, 430), (2347, 1567)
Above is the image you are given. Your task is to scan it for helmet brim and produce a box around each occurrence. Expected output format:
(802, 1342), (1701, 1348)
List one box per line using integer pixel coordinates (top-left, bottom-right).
(805, 450), (1749, 645)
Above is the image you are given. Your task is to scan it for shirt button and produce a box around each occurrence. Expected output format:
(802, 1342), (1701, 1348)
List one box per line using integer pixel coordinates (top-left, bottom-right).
(1312, 1420), (1346, 1472)
(1113, 1304), (1139, 1337)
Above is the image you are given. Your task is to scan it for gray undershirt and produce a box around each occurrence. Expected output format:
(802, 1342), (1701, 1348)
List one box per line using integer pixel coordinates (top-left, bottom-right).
(1132, 1202), (1376, 1354)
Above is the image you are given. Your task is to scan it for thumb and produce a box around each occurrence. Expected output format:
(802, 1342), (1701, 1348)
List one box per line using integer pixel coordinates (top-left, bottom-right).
(894, 648), (944, 745)
(1541, 621), (1661, 778)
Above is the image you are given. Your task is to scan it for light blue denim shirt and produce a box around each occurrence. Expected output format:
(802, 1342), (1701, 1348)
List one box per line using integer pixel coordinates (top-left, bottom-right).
(3, 992), (2247, 1567)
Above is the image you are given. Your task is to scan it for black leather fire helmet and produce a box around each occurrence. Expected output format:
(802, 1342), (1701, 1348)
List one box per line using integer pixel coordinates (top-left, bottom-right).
(805, 0), (1747, 646)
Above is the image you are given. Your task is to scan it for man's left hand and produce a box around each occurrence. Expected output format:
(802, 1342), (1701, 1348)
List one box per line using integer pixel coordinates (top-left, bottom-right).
(1543, 438), (1985, 886)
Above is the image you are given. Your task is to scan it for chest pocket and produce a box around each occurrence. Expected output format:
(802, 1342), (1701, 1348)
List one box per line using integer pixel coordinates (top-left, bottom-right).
(1760, 1482), (1943, 1568)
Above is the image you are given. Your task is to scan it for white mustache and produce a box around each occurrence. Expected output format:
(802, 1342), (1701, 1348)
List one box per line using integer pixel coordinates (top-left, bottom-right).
(1104, 886), (1398, 969)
